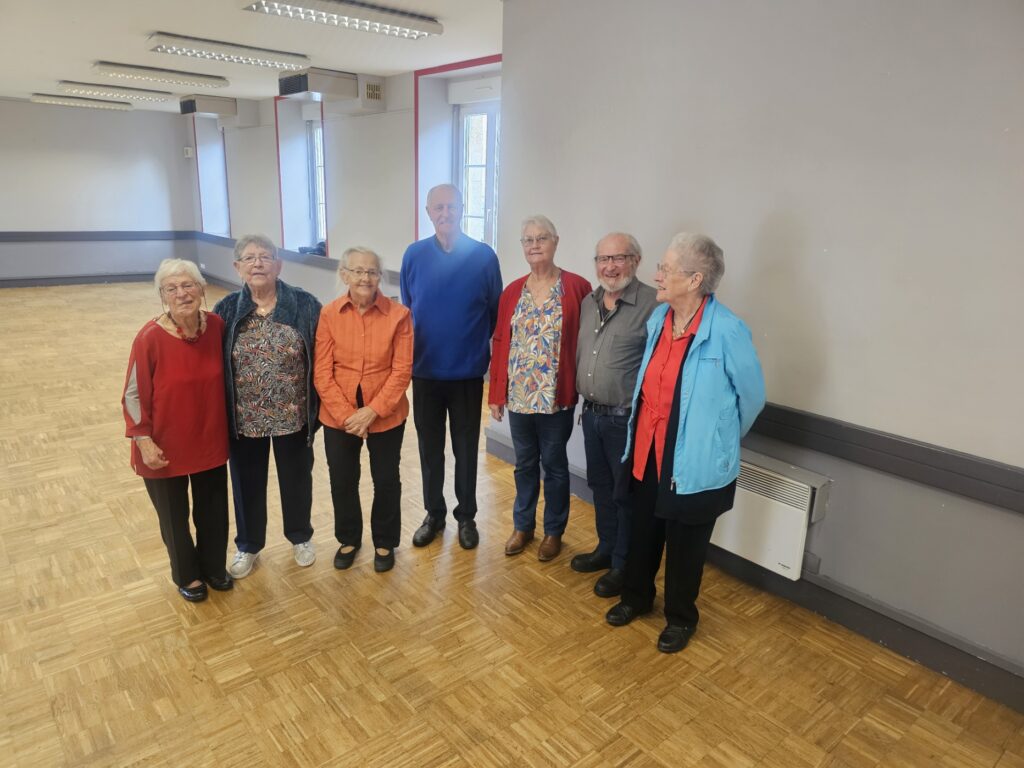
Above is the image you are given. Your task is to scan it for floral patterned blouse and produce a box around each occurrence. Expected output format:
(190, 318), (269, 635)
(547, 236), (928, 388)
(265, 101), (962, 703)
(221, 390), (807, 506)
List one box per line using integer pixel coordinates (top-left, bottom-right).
(506, 277), (564, 415)
(232, 313), (308, 437)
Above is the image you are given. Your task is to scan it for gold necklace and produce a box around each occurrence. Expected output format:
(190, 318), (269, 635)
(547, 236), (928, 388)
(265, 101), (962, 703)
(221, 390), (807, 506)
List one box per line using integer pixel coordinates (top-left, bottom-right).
(672, 305), (700, 338)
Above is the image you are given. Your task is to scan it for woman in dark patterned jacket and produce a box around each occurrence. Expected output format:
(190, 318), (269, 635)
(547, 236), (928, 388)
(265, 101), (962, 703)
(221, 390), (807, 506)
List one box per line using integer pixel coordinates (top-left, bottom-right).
(212, 234), (322, 579)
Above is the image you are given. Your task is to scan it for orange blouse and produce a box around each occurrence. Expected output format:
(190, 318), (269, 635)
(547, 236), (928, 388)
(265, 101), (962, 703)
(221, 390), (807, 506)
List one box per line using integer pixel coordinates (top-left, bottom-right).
(314, 292), (413, 433)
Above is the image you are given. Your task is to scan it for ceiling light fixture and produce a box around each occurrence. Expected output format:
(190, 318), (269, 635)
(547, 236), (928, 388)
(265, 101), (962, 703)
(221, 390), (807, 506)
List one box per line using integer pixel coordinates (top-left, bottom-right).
(31, 93), (133, 111)
(148, 32), (310, 70)
(57, 81), (173, 102)
(93, 61), (229, 88)
(242, 0), (443, 40)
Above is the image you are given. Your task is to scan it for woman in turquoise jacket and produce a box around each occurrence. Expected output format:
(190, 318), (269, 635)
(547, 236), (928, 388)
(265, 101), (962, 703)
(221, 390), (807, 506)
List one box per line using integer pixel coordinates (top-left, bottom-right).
(605, 233), (766, 653)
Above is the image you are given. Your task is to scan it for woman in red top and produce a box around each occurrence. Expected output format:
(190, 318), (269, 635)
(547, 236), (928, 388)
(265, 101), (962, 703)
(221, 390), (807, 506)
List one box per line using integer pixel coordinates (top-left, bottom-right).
(122, 259), (231, 602)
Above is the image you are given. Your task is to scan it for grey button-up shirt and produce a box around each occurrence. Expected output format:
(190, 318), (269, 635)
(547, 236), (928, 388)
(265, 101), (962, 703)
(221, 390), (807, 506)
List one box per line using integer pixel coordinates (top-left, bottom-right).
(575, 278), (659, 408)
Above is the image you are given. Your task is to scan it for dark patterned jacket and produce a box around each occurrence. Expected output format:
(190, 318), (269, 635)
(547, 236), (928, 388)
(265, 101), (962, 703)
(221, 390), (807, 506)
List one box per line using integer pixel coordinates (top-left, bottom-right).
(213, 279), (322, 444)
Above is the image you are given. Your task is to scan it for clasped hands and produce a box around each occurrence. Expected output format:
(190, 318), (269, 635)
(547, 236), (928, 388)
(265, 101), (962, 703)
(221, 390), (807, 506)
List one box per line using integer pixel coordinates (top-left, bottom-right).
(344, 406), (378, 438)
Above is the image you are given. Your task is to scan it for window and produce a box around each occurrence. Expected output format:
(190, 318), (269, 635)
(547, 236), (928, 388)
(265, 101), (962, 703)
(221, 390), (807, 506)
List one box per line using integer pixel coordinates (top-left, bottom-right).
(455, 100), (500, 249)
(306, 119), (327, 245)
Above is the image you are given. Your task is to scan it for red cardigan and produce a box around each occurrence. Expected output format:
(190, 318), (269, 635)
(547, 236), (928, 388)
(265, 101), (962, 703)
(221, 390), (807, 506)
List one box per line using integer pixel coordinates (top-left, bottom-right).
(488, 270), (593, 409)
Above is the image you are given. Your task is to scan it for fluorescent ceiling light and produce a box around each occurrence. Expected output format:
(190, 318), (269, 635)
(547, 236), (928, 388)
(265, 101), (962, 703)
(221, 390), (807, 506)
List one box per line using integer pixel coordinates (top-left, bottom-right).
(93, 61), (229, 88)
(57, 81), (173, 102)
(243, 0), (443, 40)
(31, 93), (133, 111)
(148, 32), (310, 70)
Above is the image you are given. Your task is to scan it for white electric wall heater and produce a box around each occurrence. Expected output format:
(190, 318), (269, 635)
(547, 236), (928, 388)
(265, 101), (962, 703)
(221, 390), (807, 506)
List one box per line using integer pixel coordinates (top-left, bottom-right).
(712, 449), (831, 581)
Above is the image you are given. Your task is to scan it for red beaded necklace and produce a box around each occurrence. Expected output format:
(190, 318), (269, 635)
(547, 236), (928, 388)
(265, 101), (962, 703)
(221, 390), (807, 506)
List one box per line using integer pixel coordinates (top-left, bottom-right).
(166, 311), (204, 343)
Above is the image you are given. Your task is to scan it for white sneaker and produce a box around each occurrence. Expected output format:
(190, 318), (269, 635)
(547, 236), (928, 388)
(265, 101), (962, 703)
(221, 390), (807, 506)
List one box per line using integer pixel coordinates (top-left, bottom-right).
(293, 540), (316, 567)
(228, 551), (258, 579)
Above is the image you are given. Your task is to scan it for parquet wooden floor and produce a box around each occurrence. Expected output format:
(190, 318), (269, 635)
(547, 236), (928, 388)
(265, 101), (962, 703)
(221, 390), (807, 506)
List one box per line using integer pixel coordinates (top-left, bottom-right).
(1, 282), (1022, 768)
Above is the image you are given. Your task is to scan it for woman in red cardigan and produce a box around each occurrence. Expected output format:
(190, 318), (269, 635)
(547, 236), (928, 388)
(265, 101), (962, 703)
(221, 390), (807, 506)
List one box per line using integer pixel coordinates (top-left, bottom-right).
(489, 215), (592, 562)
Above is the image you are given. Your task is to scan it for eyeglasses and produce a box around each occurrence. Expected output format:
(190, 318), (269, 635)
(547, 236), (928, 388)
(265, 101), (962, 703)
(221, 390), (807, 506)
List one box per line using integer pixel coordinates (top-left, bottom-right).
(160, 281), (199, 296)
(594, 253), (634, 266)
(520, 234), (554, 247)
(655, 263), (698, 276)
(344, 268), (381, 279)
(237, 253), (276, 265)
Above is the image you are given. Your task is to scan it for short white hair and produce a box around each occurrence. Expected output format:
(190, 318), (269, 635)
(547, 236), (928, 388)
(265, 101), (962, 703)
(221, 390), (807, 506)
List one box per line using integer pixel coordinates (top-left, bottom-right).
(154, 259), (204, 296)
(521, 214), (558, 239)
(338, 246), (383, 273)
(668, 232), (724, 295)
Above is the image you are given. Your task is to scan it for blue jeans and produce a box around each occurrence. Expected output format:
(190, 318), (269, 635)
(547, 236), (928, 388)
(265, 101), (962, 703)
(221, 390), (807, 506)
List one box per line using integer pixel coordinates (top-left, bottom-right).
(508, 409), (575, 536)
(581, 409), (633, 570)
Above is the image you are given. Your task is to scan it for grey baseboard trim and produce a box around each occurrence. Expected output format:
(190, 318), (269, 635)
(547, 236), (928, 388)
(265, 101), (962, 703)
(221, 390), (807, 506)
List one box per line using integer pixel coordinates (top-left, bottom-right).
(706, 545), (1024, 713)
(750, 404), (1023, 514)
(194, 232), (235, 247)
(0, 273), (151, 288)
(0, 230), (192, 242)
(203, 274), (243, 291)
(486, 433), (1024, 712)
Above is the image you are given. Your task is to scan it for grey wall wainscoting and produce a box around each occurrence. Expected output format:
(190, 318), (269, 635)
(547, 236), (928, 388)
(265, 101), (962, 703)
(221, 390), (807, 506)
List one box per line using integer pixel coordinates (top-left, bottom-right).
(486, 405), (1024, 713)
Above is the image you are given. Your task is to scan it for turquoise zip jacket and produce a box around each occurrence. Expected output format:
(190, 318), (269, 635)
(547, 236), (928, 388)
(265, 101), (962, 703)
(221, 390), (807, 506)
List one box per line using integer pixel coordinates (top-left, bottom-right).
(622, 295), (766, 494)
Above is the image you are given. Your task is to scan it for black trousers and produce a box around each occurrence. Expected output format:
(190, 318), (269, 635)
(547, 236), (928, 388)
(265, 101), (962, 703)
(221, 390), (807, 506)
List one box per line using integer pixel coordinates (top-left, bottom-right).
(621, 453), (717, 628)
(324, 422), (405, 550)
(143, 464), (229, 587)
(412, 377), (483, 522)
(229, 427), (314, 553)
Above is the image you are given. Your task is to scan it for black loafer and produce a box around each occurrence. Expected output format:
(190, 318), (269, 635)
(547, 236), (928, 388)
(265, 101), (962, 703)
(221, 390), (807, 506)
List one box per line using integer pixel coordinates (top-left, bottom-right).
(594, 568), (624, 598)
(374, 548), (395, 572)
(205, 573), (234, 591)
(333, 545), (360, 570)
(605, 602), (649, 627)
(412, 516), (445, 547)
(570, 550), (612, 573)
(657, 624), (696, 653)
(457, 520), (479, 550)
(178, 583), (208, 603)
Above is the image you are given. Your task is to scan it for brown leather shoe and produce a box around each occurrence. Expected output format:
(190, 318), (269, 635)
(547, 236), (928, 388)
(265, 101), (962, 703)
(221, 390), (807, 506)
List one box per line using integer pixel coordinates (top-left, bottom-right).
(537, 534), (562, 562)
(504, 529), (534, 556)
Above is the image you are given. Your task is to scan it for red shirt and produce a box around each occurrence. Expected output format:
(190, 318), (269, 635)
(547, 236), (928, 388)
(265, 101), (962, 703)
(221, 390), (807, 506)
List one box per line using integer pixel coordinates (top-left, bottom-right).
(632, 298), (707, 481)
(122, 314), (229, 479)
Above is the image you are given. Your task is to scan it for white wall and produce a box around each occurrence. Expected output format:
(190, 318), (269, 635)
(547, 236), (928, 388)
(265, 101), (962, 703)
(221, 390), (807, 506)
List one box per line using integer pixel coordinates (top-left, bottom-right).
(219, 77), (415, 266)
(325, 73), (415, 268)
(0, 99), (197, 231)
(499, 0), (1024, 468)
(223, 101), (281, 244)
(416, 76), (454, 240)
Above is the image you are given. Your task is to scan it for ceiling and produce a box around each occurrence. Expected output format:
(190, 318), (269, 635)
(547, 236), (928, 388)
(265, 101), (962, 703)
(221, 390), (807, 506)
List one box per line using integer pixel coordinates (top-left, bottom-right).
(0, 0), (503, 112)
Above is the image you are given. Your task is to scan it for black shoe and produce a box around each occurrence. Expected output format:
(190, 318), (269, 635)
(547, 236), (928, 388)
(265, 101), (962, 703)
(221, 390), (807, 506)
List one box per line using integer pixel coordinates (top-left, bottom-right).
(605, 602), (649, 627)
(594, 568), (624, 598)
(412, 515), (445, 547)
(457, 520), (479, 550)
(657, 624), (696, 653)
(178, 583), (208, 602)
(374, 548), (395, 572)
(205, 572), (234, 591)
(333, 545), (360, 570)
(570, 550), (612, 573)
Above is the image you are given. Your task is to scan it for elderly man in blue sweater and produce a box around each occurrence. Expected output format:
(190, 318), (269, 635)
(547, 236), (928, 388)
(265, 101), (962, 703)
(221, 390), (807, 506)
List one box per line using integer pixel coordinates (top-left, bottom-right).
(400, 184), (503, 550)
